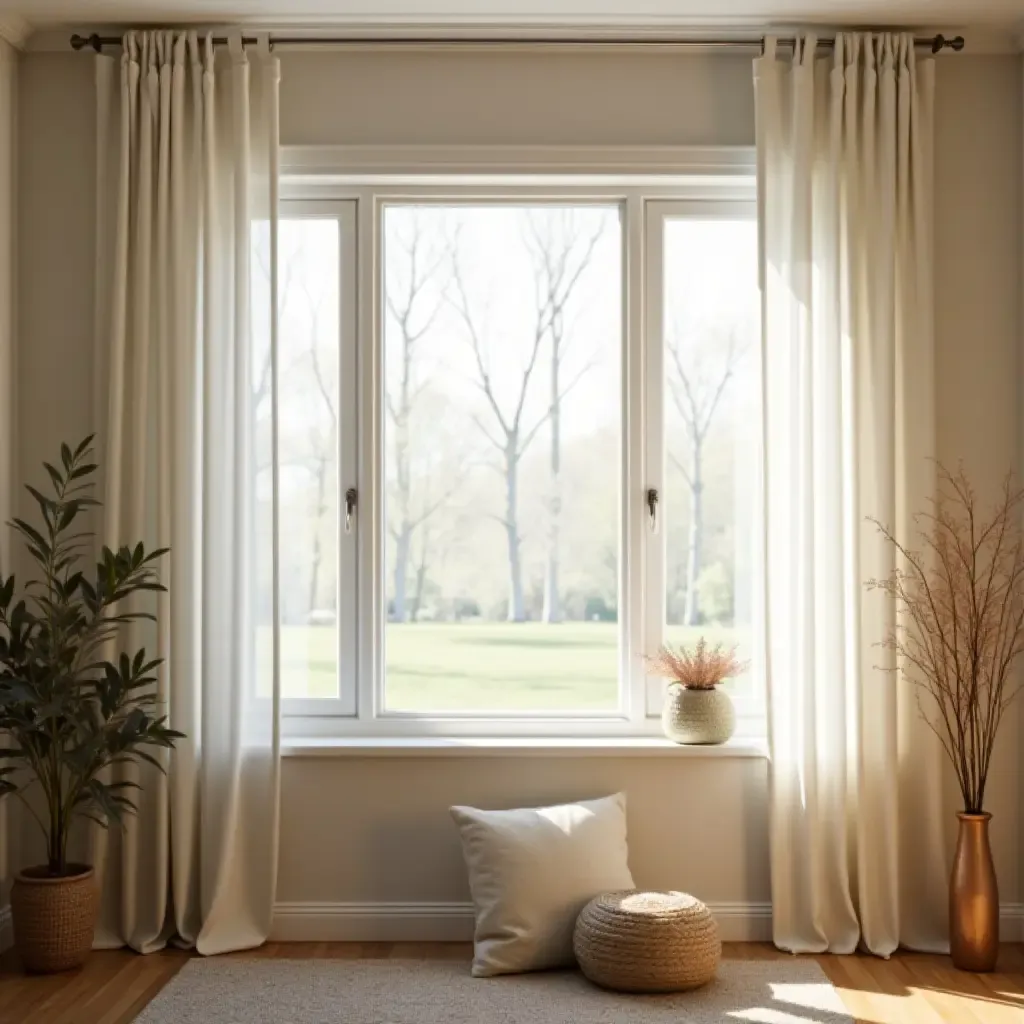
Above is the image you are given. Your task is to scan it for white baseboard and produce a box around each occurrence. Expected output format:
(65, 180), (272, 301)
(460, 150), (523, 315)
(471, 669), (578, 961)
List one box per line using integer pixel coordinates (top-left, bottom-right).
(0, 905), (11, 953)
(270, 901), (774, 943)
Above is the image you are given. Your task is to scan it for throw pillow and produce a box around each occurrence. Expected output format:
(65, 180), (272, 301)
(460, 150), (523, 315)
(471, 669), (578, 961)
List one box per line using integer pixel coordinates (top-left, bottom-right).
(450, 792), (634, 977)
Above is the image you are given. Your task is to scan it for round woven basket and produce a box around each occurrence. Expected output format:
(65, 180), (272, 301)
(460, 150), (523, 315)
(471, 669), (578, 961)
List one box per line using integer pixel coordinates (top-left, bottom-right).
(11, 864), (99, 974)
(574, 890), (721, 993)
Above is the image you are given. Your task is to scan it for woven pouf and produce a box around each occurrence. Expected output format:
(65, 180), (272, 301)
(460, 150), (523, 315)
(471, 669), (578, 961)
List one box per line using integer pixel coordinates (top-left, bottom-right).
(573, 890), (721, 993)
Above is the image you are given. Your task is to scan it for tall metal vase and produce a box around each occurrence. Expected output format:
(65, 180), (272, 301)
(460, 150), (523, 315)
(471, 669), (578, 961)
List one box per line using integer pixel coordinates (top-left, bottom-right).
(950, 812), (999, 972)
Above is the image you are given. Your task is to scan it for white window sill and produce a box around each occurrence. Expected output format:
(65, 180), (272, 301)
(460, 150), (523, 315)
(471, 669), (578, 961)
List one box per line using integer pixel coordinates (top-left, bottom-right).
(280, 735), (769, 758)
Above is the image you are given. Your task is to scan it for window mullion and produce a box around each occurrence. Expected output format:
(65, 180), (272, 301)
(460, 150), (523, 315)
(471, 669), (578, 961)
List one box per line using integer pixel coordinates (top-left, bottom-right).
(643, 202), (667, 718)
(357, 190), (380, 722)
(338, 203), (359, 715)
(624, 193), (647, 726)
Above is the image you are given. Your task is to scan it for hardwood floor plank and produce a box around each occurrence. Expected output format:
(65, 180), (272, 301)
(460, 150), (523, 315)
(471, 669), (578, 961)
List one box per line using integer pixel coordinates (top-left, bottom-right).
(2, 942), (1023, 1023)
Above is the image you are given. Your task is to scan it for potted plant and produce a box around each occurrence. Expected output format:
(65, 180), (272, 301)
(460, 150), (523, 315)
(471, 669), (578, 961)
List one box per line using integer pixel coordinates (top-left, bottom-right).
(646, 638), (746, 744)
(0, 437), (182, 973)
(870, 466), (1024, 972)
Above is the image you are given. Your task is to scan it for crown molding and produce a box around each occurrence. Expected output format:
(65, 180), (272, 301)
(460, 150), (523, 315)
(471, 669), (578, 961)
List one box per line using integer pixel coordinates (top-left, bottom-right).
(0, 14), (31, 49)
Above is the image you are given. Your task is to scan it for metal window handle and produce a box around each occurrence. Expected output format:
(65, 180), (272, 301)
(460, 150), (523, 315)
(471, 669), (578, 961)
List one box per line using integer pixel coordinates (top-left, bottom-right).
(345, 488), (357, 534)
(647, 488), (659, 533)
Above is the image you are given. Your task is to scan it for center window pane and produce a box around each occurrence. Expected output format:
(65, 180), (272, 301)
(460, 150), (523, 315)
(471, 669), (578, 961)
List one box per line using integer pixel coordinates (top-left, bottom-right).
(382, 204), (622, 712)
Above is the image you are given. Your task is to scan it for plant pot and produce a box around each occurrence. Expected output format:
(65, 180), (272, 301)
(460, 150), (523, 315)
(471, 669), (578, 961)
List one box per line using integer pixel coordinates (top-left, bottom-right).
(950, 813), (998, 972)
(11, 864), (99, 973)
(662, 684), (736, 744)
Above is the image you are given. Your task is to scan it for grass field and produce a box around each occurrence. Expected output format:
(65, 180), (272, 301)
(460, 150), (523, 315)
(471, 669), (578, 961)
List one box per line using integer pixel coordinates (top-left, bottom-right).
(274, 621), (747, 711)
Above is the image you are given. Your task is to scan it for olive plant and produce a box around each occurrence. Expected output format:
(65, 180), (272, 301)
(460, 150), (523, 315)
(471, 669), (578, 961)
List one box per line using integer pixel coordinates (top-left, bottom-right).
(0, 437), (182, 876)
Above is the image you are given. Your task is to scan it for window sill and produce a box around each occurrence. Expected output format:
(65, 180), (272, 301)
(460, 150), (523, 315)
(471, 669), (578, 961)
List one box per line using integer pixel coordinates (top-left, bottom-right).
(280, 735), (769, 758)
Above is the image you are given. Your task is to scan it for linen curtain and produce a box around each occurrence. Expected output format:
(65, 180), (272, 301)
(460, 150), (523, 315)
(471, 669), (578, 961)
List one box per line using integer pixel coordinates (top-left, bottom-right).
(89, 31), (281, 955)
(756, 33), (949, 955)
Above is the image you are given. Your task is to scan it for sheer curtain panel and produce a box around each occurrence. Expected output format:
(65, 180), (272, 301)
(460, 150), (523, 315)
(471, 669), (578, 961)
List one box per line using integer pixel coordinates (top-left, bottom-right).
(91, 31), (281, 956)
(756, 33), (949, 956)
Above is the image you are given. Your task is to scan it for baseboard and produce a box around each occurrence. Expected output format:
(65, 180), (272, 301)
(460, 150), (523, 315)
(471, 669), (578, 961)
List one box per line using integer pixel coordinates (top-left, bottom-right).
(270, 901), (774, 943)
(0, 896), (1013, 948)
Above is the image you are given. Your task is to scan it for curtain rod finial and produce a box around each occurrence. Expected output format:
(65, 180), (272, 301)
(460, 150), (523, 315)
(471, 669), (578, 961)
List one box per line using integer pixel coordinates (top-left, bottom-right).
(70, 33), (103, 53)
(933, 34), (965, 54)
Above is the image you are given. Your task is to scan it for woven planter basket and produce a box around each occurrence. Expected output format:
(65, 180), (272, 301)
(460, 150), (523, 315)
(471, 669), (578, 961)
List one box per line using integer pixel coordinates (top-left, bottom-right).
(662, 684), (736, 745)
(574, 890), (721, 993)
(11, 864), (99, 973)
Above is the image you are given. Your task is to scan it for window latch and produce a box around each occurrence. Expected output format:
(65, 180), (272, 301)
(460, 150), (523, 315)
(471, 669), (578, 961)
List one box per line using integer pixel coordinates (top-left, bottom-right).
(646, 488), (659, 533)
(345, 488), (357, 534)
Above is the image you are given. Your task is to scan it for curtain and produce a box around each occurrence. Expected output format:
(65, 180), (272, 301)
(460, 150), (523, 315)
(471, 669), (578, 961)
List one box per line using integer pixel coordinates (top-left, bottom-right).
(756, 33), (950, 955)
(0, 37), (15, 910)
(90, 31), (281, 956)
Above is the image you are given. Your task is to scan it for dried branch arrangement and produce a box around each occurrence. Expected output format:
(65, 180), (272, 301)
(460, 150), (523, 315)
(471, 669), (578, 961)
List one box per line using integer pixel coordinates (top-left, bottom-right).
(646, 637), (747, 690)
(869, 466), (1024, 815)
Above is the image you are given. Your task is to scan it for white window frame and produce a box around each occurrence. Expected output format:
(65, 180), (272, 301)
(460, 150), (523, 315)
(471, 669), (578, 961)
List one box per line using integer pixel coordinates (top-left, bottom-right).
(276, 146), (763, 740)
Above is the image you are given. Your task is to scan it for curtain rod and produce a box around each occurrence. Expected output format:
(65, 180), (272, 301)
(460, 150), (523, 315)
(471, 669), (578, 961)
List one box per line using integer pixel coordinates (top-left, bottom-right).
(70, 32), (965, 54)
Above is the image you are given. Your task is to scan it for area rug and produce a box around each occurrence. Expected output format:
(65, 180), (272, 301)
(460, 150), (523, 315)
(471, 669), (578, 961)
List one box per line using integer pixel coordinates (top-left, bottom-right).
(133, 957), (854, 1023)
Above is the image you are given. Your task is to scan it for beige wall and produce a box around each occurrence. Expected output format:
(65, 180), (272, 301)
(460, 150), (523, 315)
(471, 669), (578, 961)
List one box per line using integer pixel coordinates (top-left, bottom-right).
(278, 49), (754, 147)
(933, 55), (1023, 901)
(9, 49), (1023, 923)
(280, 757), (769, 906)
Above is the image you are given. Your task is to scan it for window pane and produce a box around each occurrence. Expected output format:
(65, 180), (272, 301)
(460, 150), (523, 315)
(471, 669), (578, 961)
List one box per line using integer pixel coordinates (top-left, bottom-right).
(662, 217), (759, 700)
(382, 205), (622, 712)
(257, 218), (342, 699)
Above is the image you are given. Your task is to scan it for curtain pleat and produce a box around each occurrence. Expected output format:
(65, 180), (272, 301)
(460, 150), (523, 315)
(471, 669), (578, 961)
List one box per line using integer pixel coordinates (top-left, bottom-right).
(756, 32), (949, 956)
(90, 30), (281, 956)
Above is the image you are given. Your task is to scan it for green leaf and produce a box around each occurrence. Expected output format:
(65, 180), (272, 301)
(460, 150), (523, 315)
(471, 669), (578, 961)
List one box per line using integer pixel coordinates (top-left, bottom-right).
(58, 505), (80, 531)
(25, 485), (57, 515)
(69, 463), (98, 481)
(60, 442), (73, 470)
(11, 519), (50, 555)
(43, 462), (64, 491)
(74, 435), (96, 459)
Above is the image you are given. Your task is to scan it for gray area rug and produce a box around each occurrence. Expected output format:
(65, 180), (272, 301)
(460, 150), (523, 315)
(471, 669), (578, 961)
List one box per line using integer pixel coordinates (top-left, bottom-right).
(133, 957), (854, 1023)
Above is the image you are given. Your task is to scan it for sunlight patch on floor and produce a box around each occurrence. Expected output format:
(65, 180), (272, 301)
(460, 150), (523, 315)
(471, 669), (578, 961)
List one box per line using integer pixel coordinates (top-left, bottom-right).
(727, 980), (855, 1022)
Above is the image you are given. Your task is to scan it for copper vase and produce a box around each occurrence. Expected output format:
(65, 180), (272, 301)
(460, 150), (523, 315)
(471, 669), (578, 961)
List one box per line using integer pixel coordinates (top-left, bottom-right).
(950, 812), (998, 972)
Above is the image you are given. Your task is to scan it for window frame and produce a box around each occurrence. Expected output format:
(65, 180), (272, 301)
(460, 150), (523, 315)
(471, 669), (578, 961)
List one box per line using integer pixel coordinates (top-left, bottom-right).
(644, 199), (764, 733)
(274, 199), (359, 718)
(277, 146), (762, 740)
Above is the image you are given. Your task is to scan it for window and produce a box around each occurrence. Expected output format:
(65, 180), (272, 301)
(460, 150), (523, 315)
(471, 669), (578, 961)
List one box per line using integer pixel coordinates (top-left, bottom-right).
(272, 155), (762, 739)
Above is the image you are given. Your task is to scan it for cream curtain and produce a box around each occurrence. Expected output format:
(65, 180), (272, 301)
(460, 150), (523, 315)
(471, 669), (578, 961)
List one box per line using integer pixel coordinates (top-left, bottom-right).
(90, 31), (281, 956)
(756, 33), (950, 955)
(0, 37), (15, 909)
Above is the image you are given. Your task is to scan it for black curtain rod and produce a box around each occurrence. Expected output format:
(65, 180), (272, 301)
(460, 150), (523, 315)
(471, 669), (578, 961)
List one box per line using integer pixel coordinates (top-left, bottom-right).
(71, 31), (965, 54)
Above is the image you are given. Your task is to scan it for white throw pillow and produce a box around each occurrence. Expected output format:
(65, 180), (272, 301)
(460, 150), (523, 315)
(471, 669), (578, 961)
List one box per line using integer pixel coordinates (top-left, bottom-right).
(450, 792), (634, 977)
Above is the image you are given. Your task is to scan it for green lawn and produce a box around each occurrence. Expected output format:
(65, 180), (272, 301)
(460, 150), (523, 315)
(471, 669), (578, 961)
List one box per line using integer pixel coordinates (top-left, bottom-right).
(272, 621), (747, 710)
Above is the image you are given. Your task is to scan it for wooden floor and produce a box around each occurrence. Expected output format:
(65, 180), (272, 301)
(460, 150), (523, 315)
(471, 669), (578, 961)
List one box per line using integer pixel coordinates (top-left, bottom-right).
(2, 941), (1023, 1023)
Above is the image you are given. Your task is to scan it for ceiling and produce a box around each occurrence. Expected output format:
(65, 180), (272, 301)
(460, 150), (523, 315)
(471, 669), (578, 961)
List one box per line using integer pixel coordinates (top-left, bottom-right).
(4, 0), (1023, 44)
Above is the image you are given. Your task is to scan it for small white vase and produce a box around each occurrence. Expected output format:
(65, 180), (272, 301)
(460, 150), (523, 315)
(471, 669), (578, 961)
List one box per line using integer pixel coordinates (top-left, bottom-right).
(662, 683), (736, 745)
